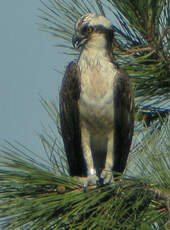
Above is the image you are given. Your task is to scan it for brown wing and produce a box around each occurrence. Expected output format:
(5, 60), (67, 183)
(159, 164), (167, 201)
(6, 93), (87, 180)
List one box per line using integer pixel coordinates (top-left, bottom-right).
(59, 61), (87, 176)
(113, 69), (134, 174)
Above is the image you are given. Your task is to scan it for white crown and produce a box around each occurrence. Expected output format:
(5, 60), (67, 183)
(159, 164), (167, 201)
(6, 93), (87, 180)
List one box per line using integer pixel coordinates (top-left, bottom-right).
(76, 13), (112, 31)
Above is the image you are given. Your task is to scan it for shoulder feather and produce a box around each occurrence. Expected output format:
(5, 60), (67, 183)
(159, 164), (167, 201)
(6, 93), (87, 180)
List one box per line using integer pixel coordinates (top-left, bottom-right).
(59, 61), (87, 176)
(113, 69), (134, 173)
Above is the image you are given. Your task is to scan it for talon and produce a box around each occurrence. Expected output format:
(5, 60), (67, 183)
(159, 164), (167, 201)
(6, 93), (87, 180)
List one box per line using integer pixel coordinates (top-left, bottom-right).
(74, 175), (98, 188)
(100, 169), (114, 185)
(96, 177), (104, 187)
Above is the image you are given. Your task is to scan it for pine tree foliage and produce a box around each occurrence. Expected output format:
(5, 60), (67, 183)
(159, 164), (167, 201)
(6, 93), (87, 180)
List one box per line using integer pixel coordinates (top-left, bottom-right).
(0, 116), (169, 229)
(0, 0), (170, 229)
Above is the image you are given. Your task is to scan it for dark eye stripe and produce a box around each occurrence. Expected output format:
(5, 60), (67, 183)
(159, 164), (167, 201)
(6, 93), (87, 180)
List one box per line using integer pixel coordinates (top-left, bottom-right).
(81, 24), (112, 35)
(81, 25), (90, 34)
(93, 25), (111, 33)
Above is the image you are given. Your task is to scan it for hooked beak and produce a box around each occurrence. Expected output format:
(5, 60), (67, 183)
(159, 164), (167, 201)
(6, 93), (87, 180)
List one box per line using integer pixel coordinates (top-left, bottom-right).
(72, 34), (87, 49)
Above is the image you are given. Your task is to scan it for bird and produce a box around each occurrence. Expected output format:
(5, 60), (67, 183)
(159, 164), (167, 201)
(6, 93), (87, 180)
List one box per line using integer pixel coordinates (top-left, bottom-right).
(59, 13), (134, 186)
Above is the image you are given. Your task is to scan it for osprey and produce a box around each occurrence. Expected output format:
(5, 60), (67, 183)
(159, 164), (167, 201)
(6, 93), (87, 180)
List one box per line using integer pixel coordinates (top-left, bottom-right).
(59, 14), (134, 186)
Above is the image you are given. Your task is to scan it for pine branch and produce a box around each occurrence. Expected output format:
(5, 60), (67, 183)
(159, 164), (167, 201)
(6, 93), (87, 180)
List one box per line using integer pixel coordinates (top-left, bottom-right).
(0, 151), (169, 229)
(110, 0), (170, 103)
(0, 111), (169, 229)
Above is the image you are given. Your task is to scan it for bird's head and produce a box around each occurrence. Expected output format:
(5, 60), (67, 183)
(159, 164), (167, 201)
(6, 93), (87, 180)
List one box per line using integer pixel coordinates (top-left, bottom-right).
(72, 13), (114, 49)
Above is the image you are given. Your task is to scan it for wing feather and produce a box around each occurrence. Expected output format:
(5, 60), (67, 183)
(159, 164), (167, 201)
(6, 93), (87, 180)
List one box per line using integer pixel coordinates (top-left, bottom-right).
(113, 69), (134, 174)
(59, 61), (87, 176)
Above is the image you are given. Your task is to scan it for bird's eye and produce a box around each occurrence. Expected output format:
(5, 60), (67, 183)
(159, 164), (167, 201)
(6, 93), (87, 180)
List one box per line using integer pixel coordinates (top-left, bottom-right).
(87, 27), (93, 34)
(81, 25), (93, 35)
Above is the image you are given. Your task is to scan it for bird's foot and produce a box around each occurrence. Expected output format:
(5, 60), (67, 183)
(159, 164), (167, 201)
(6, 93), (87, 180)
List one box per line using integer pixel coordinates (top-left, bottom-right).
(74, 170), (114, 190)
(74, 175), (98, 189)
(99, 169), (114, 185)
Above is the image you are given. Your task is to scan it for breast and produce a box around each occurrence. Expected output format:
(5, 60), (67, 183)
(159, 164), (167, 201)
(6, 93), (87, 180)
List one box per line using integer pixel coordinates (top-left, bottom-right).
(78, 61), (117, 132)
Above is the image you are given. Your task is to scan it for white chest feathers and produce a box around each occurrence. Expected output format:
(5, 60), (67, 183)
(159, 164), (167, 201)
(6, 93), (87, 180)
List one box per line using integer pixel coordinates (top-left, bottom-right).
(78, 48), (117, 132)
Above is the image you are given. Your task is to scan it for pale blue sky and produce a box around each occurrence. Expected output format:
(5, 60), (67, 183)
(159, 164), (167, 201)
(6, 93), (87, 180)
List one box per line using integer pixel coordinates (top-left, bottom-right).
(0, 1), (70, 155)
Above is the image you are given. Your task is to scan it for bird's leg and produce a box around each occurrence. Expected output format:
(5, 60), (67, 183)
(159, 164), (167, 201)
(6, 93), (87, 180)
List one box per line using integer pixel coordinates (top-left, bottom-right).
(100, 131), (114, 185)
(79, 126), (98, 187)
